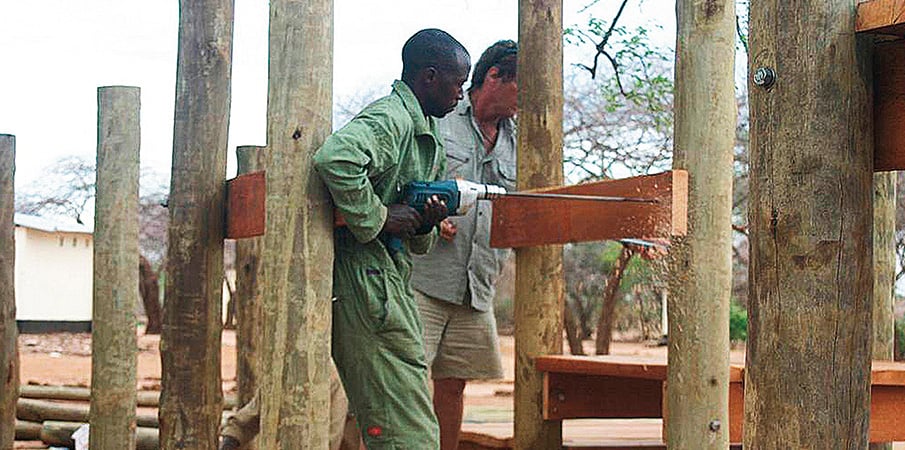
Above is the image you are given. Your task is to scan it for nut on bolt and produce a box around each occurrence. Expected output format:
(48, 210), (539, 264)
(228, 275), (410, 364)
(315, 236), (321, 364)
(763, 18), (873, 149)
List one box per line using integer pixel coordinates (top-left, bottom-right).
(753, 67), (776, 89)
(708, 420), (721, 432)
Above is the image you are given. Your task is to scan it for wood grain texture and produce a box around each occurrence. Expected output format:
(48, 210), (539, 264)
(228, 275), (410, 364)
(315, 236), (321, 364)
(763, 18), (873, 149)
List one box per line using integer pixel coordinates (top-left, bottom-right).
(490, 171), (687, 248)
(159, 1), (233, 448)
(514, 1), (564, 449)
(873, 40), (905, 172)
(746, 0), (874, 447)
(225, 170), (265, 239)
(91, 86), (140, 450)
(234, 147), (265, 416)
(0, 135), (16, 449)
(857, 0), (905, 35)
(668, 0), (736, 448)
(257, 1), (334, 448)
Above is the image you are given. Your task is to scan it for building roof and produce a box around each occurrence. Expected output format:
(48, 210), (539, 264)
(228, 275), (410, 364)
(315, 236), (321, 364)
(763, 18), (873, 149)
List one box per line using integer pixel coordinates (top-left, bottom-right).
(14, 213), (93, 235)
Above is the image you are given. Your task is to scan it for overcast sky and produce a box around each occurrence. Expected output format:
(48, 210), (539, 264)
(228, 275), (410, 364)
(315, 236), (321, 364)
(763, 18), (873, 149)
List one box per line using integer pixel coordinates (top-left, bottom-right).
(0, 0), (677, 190)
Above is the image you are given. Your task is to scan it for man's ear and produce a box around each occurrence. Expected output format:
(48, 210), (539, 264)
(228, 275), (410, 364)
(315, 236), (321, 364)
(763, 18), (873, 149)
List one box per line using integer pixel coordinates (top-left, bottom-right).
(421, 66), (439, 86)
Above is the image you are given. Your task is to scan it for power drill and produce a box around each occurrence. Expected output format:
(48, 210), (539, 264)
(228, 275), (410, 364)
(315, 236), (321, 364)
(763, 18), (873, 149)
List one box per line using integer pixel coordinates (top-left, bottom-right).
(381, 179), (657, 253)
(403, 179), (507, 235)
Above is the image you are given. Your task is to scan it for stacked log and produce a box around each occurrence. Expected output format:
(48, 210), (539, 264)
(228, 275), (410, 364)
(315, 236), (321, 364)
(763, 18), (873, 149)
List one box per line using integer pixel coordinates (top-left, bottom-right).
(15, 385), (238, 448)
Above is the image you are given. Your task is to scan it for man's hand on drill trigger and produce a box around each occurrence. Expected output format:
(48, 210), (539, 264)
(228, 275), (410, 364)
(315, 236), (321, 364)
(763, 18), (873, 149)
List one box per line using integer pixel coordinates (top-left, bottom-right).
(382, 204), (422, 239)
(421, 195), (448, 231)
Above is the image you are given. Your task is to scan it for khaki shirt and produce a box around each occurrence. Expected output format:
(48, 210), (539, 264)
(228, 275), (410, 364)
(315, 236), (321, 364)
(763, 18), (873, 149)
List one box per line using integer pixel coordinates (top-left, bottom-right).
(410, 96), (516, 312)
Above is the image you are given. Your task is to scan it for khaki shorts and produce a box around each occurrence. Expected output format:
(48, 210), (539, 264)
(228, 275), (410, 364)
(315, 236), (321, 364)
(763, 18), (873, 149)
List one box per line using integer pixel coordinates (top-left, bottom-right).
(416, 290), (504, 380)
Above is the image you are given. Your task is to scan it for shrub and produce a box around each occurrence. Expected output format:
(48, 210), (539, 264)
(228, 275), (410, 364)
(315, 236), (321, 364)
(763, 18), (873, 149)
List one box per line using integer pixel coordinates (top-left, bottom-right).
(729, 301), (748, 342)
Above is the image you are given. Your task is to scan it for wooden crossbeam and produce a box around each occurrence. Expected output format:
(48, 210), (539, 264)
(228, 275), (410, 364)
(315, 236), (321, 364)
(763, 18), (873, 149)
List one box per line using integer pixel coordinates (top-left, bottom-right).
(873, 40), (905, 171)
(490, 170), (687, 249)
(536, 355), (905, 444)
(225, 171), (265, 239)
(857, 0), (905, 35)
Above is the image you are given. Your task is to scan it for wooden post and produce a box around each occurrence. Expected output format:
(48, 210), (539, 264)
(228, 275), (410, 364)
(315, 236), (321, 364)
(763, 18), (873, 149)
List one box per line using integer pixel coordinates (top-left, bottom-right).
(514, 1), (564, 448)
(871, 171), (896, 450)
(235, 145), (265, 411)
(91, 86), (141, 449)
(258, 0), (333, 448)
(746, 1), (874, 447)
(0, 134), (17, 449)
(667, 0), (736, 448)
(159, 1), (233, 448)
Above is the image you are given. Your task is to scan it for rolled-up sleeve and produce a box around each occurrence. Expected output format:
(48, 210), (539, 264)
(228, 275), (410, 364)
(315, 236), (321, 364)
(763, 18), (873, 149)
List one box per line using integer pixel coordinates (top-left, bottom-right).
(314, 114), (400, 244)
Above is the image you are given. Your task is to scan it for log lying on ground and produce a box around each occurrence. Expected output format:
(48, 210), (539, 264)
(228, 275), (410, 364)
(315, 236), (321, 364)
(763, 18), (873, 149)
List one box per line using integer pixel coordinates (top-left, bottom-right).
(19, 385), (238, 408)
(14, 420), (41, 441)
(40, 421), (158, 450)
(17, 398), (159, 427)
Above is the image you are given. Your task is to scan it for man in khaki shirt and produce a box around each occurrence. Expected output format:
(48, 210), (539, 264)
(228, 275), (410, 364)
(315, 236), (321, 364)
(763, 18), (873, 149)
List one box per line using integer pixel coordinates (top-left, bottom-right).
(410, 40), (518, 450)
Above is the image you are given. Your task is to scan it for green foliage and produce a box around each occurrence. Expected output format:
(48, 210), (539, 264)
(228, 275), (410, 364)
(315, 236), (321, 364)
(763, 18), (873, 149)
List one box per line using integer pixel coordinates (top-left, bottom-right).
(729, 301), (748, 342)
(564, 242), (666, 340)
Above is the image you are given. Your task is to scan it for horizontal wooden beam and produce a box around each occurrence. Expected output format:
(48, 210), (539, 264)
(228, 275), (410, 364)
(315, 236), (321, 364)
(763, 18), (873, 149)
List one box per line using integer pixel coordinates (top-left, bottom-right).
(490, 170), (687, 249)
(537, 356), (905, 444)
(857, 0), (905, 35)
(873, 40), (905, 171)
(225, 171), (265, 239)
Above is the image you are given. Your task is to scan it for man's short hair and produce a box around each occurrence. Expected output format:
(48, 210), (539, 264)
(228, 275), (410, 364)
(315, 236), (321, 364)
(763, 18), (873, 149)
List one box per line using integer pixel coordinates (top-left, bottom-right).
(401, 29), (469, 81)
(469, 40), (518, 92)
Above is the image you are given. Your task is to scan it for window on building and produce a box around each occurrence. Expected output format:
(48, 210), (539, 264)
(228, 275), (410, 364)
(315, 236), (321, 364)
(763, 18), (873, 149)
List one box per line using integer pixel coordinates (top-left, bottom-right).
(59, 237), (64, 247)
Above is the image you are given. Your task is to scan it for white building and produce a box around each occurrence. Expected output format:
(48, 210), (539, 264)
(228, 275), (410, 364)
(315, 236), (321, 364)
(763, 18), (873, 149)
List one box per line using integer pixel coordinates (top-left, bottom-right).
(14, 213), (93, 333)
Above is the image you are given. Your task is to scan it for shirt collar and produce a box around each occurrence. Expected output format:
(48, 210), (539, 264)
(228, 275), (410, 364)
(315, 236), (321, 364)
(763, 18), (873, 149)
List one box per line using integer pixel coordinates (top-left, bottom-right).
(392, 80), (435, 137)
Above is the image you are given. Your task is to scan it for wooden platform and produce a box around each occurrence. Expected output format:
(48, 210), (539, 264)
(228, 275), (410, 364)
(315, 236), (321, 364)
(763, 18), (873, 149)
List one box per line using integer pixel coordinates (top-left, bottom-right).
(535, 355), (905, 445)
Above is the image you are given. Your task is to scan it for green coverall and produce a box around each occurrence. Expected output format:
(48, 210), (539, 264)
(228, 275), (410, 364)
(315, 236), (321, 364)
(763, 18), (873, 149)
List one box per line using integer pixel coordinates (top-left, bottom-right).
(313, 80), (445, 449)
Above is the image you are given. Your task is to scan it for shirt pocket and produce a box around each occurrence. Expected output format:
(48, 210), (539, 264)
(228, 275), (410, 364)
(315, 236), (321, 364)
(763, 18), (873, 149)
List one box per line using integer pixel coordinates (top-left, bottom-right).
(444, 146), (472, 177)
(495, 157), (517, 191)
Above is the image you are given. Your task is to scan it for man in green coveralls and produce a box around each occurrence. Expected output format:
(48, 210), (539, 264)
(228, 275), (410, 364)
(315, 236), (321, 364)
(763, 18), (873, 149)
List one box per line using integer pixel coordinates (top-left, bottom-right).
(313, 29), (471, 449)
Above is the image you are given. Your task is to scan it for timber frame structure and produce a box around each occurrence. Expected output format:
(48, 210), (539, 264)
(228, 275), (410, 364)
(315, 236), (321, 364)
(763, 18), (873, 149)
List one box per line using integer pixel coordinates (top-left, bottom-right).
(217, 0), (905, 448)
(5, 0), (905, 448)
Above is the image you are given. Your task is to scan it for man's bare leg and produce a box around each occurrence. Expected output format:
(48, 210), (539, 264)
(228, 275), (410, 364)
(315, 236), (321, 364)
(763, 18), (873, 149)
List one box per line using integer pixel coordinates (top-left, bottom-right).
(433, 378), (467, 450)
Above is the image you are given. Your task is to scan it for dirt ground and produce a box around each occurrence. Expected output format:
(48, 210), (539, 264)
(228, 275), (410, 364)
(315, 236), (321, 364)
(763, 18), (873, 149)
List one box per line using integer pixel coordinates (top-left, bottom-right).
(16, 330), (904, 448)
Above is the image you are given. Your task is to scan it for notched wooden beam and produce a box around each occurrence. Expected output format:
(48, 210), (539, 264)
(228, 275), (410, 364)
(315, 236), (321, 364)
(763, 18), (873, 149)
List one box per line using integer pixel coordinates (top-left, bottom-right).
(857, 0), (905, 36)
(490, 170), (688, 249)
(225, 170), (265, 239)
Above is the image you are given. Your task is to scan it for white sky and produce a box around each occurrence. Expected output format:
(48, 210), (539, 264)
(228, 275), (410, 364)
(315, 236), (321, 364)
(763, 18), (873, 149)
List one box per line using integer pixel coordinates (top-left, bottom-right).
(0, 0), (677, 189)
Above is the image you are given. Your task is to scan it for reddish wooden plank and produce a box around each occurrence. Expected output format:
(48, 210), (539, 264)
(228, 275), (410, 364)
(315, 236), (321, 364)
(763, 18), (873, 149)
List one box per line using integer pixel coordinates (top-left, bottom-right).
(225, 171), (265, 239)
(870, 385), (905, 442)
(535, 355), (743, 383)
(871, 360), (905, 385)
(856, 0), (905, 35)
(490, 171), (687, 248)
(544, 372), (664, 421)
(874, 40), (905, 171)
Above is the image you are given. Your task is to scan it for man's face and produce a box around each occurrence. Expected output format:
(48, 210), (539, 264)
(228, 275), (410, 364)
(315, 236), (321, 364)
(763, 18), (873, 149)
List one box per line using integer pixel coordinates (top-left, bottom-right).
(424, 51), (470, 118)
(486, 68), (517, 118)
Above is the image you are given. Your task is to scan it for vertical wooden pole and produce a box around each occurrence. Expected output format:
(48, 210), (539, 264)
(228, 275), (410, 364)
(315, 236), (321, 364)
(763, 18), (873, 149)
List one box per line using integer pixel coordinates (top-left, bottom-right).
(514, 1), (564, 448)
(667, 0), (736, 448)
(91, 86), (141, 450)
(159, 1), (233, 448)
(235, 145), (265, 411)
(0, 134), (17, 449)
(258, 1), (333, 448)
(871, 172), (896, 450)
(746, 0), (874, 447)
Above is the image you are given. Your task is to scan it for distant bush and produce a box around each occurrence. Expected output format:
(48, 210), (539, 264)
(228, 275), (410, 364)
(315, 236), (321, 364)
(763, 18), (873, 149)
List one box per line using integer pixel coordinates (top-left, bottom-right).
(729, 301), (748, 342)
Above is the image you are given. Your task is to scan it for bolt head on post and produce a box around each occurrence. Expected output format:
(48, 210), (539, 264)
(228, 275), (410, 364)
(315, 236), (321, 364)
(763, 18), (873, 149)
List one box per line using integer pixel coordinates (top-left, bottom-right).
(753, 67), (776, 89)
